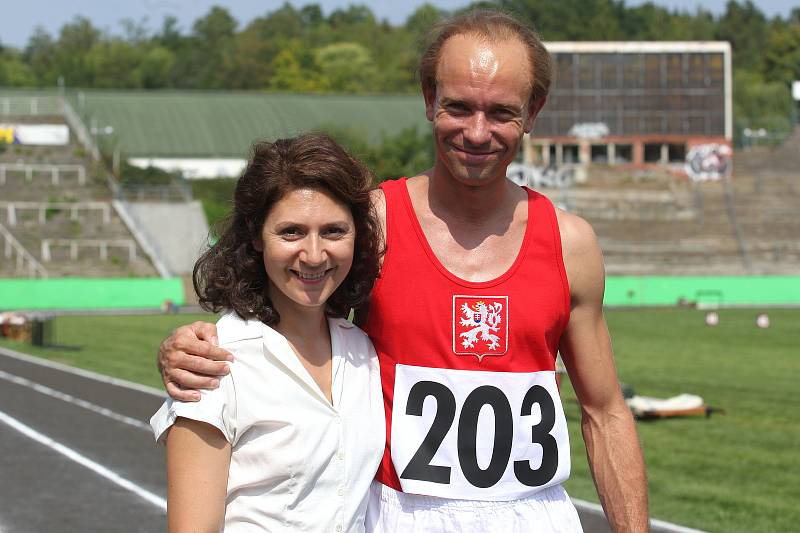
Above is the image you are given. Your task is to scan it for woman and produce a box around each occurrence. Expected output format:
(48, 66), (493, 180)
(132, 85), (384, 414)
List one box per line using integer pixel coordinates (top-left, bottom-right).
(150, 134), (385, 532)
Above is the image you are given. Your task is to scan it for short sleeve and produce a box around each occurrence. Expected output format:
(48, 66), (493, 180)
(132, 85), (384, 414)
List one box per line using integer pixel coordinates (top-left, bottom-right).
(150, 371), (237, 445)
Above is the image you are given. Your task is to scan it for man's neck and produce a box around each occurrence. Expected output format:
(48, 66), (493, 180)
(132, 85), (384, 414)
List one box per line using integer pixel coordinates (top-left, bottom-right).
(423, 162), (516, 227)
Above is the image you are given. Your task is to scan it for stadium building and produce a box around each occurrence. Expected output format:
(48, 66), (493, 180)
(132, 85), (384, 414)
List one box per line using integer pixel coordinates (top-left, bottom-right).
(69, 91), (428, 179)
(525, 42), (732, 170)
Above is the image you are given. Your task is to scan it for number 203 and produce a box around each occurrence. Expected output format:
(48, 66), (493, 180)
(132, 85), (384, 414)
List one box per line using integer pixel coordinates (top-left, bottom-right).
(400, 381), (559, 489)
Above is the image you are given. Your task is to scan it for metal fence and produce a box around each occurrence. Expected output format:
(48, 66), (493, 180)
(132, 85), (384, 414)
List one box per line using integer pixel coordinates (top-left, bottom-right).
(0, 96), (63, 116)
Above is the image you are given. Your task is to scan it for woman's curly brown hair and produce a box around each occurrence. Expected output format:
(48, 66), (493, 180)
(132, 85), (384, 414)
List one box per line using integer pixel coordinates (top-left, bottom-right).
(193, 133), (382, 326)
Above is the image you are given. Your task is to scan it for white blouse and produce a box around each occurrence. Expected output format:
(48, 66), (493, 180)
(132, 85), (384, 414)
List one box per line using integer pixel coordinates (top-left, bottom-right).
(151, 313), (385, 532)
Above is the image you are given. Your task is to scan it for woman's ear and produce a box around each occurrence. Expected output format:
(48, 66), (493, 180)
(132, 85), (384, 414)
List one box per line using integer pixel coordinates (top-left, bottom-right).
(252, 237), (263, 252)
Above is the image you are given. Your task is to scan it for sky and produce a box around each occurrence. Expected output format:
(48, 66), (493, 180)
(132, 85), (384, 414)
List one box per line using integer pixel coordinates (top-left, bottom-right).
(0, 0), (794, 49)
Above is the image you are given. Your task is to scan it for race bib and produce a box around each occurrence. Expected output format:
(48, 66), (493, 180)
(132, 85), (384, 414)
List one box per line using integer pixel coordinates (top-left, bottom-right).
(391, 365), (570, 501)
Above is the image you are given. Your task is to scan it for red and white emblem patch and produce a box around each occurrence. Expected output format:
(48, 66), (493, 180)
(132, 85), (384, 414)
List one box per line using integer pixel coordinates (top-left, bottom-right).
(452, 295), (508, 361)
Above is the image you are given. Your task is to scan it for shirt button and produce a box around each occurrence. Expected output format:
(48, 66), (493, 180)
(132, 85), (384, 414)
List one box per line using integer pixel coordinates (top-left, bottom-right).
(336, 525), (342, 532)
(334, 416), (341, 424)
(337, 452), (344, 460)
(338, 487), (344, 496)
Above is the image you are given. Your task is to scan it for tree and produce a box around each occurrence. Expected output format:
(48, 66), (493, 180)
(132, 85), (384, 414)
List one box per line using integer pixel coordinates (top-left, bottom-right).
(224, 4), (306, 89)
(0, 50), (36, 86)
(405, 3), (446, 55)
(269, 46), (319, 92)
(733, 69), (793, 142)
(715, 0), (768, 71)
(299, 4), (324, 27)
(138, 46), (176, 88)
(156, 16), (184, 51)
(54, 16), (102, 86)
(86, 39), (143, 88)
(23, 28), (59, 85)
(762, 20), (800, 86)
(180, 6), (238, 88)
(315, 42), (378, 93)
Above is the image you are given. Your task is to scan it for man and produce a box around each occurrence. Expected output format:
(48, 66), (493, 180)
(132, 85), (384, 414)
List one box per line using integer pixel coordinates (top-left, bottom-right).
(158, 10), (648, 532)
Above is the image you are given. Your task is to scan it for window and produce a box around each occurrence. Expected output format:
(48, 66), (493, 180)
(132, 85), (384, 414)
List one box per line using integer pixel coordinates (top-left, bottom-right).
(563, 144), (580, 163)
(644, 143), (662, 163)
(591, 144), (609, 163)
(668, 143), (686, 162)
(615, 144), (633, 163)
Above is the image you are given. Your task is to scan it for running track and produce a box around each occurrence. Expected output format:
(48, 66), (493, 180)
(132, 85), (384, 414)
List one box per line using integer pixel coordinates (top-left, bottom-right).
(0, 346), (704, 533)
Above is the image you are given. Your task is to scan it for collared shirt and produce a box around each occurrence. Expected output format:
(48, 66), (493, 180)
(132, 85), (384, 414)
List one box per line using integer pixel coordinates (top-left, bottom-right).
(151, 313), (385, 532)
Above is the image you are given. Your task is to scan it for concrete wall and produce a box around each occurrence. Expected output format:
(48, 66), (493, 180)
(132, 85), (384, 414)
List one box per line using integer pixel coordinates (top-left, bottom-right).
(125, 202), (209, 275)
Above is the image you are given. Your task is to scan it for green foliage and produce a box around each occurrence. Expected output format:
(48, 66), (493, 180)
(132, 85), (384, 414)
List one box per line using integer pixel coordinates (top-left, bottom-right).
(715, 0), (768, 71)
(0, 48), (36, 86)
(138, 46), (176, 88)
(315, 42), (378, 93)
(189, 178), (237, 230)
(86, 39), (144, 88)
(733, 69), (793, 143)
(118, 160), (179, 185)
(761, 19), (800, 86)
(3, 0), (794, 95)
(321, 124), (434, 181)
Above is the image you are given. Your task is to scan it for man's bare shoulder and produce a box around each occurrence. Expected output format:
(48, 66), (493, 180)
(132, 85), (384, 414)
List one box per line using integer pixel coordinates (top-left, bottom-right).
(555, 207), (600, 259)
(555, 207), (605, 301)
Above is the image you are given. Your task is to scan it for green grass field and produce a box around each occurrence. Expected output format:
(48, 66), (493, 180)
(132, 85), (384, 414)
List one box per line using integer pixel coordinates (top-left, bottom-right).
(1, 308), (797, 532)
(0, 313), (213, 389)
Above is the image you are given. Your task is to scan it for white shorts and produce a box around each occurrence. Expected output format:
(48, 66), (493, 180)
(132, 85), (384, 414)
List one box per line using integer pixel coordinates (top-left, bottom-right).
(365, 481), (584, 533)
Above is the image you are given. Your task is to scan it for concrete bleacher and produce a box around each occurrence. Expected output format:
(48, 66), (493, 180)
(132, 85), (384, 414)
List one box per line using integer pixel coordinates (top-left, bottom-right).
(540, 130), (800, 276)
(0, 115), (158, 278)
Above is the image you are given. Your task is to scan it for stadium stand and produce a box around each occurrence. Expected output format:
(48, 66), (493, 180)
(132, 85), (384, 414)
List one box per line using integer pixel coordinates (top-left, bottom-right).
(0, 93), (158, 278)
(539, 128), (800, 275)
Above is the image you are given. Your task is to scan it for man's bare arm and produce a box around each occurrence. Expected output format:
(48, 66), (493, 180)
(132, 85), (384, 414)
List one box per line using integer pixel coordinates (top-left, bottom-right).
(558, 211), (648, 532)
(158, 321), (232, 401)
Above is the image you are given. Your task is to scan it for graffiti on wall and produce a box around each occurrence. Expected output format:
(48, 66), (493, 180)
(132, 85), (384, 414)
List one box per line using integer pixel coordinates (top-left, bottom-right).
(568, 122), (609, 139)
(507, 162), (575, 189)
(684, 144), (732, 182)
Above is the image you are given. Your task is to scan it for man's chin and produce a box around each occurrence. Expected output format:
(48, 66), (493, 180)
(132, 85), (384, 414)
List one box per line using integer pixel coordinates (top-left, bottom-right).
(454, 163), (501, 184)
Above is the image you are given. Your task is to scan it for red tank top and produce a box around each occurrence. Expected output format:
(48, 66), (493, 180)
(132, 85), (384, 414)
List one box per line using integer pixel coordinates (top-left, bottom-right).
(363, 178), (572, 501)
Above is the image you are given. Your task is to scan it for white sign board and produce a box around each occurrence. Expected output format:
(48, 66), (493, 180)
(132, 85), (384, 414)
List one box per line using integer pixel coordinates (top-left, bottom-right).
(0, 124), (70, 146)
(128, 157), (246, 179)
(793, 81), (800, 101)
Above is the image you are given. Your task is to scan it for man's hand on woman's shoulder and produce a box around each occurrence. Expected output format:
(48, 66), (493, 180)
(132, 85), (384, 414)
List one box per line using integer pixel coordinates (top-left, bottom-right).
(157, 321), (233, 402)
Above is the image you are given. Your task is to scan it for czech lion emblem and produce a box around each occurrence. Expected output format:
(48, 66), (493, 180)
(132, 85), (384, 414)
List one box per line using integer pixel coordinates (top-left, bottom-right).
(453, 295), (508, 360)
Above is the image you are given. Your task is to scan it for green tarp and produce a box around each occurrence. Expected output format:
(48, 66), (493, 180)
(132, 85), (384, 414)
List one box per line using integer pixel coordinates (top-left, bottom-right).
(0, 278), (185, 310)
(604, 276), (800, 307)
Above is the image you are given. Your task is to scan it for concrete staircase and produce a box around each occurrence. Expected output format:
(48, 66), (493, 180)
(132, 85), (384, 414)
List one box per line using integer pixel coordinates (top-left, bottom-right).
(539, 132), (800, 275)
(0, 122), (158, 277)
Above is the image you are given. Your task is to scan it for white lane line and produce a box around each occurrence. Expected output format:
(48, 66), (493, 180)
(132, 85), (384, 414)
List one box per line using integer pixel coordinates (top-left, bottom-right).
(0, 346), (164, 397)
(0, 409), (166, 511)
(571, 498), (708, 533)
(0, 369), (151, 432)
